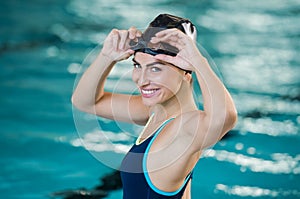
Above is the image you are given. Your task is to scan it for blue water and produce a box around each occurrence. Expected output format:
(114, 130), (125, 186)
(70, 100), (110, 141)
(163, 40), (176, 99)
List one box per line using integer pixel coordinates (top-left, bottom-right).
(1, 0), (299, 198)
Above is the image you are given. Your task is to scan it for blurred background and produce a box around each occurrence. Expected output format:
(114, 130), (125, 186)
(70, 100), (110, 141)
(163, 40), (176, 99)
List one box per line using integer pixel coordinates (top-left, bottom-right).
(0, 0), (299, 198)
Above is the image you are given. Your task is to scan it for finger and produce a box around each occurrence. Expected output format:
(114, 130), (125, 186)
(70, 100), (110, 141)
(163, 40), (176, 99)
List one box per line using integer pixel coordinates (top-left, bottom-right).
(125, 49), (135, 55)
(155, 28), (183, 38)
(118, 50), (134, 61)
(154, 54), (176, 65)
(119, 30), (129, 50)
(128, 26), (137, 39)
(129, 27), (142, 44)
(151, 32), (184, 45)
(155, 54), (191, 71)
(136, 29), (142, 37)
(126, 28), (138, 48)
(155, 28), (176, 37)
(128, 27), (142, 39)
(168, 41), (183, 50)
(111, 29), (119, 51)
(150, 35), (174, 44)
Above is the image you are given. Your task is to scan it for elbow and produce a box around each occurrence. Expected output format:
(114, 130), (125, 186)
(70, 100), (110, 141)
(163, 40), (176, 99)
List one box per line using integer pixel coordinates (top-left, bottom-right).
(215, 108), (238, 137)
(71, 94), (95, 114)
(221, 108), (238, 134)
(71, 94), (83, 111)
(226, 109), (238, 129)
(71, 95), (79, 109)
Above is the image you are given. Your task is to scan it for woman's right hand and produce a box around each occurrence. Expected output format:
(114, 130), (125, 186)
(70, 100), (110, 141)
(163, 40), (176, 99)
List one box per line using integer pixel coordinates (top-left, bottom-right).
(100, 27), (142, 62)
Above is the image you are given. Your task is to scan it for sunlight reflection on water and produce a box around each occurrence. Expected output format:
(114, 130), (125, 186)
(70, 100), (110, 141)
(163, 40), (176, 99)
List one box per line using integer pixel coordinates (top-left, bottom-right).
(204, 149), (300, 174)
(215, 184), (300, 198)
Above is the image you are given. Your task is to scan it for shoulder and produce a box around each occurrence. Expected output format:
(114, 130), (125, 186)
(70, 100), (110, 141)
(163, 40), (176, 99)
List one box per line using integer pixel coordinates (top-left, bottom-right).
(174, 110), (206, 133)
(161, 111), (205, 146)
(171, 110), (217, 151)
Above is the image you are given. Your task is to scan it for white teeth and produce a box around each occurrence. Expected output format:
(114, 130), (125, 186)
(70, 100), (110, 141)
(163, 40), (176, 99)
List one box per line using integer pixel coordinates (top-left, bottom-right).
(141, 89), (157, 95)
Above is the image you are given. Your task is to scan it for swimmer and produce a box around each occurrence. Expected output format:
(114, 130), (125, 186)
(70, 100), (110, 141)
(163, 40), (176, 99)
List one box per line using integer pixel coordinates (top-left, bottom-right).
(72, 13), (237, 199)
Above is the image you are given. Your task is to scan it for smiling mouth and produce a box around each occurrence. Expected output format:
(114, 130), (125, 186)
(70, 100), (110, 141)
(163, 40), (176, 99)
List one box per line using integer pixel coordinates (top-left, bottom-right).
(140, 88), (160, 97)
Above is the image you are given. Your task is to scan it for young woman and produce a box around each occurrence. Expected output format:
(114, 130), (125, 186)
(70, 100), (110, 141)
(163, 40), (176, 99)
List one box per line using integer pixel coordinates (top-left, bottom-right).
(72, 14), (237, 199)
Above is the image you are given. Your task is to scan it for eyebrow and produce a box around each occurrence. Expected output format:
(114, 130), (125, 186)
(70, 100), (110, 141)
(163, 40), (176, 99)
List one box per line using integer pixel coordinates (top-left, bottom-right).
(132, 58), (192, 74)
(132, 58), (170, 67)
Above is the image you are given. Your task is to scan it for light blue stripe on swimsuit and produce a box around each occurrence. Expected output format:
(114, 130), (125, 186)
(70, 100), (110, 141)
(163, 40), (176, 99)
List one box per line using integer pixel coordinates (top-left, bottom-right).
(142, 118), (192, 196)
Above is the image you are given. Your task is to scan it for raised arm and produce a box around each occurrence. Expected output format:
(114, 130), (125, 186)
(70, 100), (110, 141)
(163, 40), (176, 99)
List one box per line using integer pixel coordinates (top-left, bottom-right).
(189, 53), (237, 148)
(151, 28), (237, 149)
(71, 28), (150, 125)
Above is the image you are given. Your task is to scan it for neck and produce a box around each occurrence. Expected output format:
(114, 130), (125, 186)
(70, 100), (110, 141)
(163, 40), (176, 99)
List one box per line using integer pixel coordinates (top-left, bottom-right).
(150, 82), (197, 122)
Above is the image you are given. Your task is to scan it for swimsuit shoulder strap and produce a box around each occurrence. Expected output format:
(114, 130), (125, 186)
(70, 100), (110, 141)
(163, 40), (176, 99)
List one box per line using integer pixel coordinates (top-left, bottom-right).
(135, 116), (174, 145)
(142, 117), (192, 196)
(153, 117), (175, 137)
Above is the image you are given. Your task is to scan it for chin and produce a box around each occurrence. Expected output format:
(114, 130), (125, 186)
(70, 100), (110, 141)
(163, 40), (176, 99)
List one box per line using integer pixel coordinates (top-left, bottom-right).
(141, 97), (161, 107)
(142, 99), (157, 107)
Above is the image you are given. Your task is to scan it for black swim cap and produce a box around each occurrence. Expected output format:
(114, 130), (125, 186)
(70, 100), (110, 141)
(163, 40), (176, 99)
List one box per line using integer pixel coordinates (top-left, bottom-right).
(130, 14), (197, 57)
(143, 14), (196, 42)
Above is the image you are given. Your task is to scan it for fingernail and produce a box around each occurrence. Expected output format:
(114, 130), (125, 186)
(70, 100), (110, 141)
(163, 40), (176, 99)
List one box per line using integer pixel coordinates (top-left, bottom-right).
(150, 37), (156, 42)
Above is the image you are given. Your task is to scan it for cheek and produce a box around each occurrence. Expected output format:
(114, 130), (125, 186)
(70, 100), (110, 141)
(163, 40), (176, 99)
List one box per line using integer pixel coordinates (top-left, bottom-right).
(158, 75), (182, 93)
(131, 70), (139, 83)
(160, 70), (183, 87)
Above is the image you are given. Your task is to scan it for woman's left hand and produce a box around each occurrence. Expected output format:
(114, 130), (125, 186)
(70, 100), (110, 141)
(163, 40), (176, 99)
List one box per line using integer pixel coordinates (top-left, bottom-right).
(150, 28), (202, 72)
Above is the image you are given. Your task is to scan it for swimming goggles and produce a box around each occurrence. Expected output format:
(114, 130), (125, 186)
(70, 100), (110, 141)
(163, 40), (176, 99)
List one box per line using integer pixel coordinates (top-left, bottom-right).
(130, 37), (178, 57)
(130, 37), (192, 74)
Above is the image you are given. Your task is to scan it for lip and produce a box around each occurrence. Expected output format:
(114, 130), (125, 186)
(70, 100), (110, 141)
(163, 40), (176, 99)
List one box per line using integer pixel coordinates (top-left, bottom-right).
(140, 88), (160, 98)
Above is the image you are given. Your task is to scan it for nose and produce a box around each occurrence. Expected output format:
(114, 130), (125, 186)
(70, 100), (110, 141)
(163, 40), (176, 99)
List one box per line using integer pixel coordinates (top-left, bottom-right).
(137, 69), (150, 87)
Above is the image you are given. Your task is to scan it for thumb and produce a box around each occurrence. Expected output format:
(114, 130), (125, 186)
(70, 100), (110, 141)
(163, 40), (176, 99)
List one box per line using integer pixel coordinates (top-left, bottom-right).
(116, 49), (134, 61)
(154, 54), (175, 64)
(126, 49), (135, 55)
(155, 54), (191, 71)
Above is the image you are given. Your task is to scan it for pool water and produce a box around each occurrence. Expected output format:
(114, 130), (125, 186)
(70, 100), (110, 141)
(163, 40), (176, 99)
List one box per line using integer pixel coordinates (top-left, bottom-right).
(1, 0), (299, 198)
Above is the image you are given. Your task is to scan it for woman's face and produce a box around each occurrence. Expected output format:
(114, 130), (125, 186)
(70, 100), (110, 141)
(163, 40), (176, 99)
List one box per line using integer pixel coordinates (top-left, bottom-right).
(132, 52), (185, 106)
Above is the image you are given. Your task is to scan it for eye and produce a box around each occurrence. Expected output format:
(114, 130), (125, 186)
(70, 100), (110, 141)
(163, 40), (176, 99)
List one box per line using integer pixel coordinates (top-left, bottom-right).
(133, 63), (141, 69)
(150, 66), (161, 72)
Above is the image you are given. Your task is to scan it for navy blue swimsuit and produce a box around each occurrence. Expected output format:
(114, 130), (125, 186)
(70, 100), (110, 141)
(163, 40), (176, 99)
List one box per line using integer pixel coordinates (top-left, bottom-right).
(120, 118), (192, 199)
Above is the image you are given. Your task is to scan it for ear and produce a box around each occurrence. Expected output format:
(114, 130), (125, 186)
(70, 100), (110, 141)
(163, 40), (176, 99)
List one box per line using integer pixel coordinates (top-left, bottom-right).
(183, 72), (192, 83)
